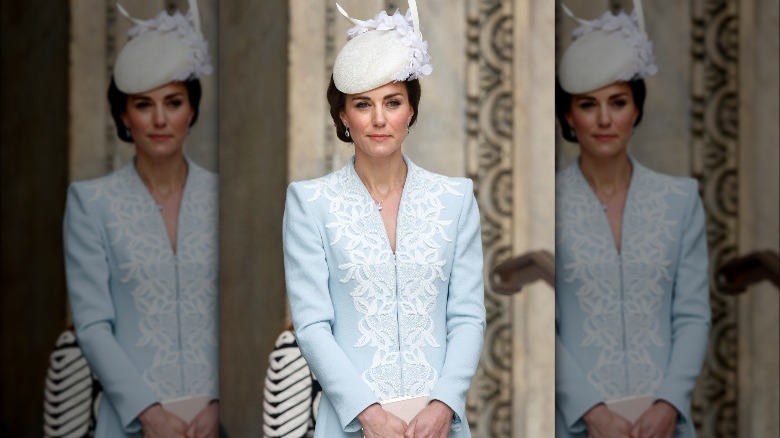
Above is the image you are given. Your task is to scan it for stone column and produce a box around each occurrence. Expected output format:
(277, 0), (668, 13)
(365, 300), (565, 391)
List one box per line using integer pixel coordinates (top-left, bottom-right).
(737, 0), (779, 436)
(0, 1), (69, 435)
(511, 1), (555, 436)
(218, 1), (289, 436)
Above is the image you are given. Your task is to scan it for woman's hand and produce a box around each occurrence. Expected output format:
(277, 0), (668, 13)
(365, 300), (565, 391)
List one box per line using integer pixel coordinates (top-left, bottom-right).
(583, 403), (632, 438)
(629, 400), (678, 438)
(139, 403), (187, 438)
(187, 401), (220, 438)
(358, 403), (407, 438)
(404, 400), (453, 438)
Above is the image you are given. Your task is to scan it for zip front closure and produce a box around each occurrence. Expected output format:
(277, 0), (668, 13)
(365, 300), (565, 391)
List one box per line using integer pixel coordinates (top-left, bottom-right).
(618, 254), (629, 395)
(394, 252), (404, 395)
(174, 253), (185, 395)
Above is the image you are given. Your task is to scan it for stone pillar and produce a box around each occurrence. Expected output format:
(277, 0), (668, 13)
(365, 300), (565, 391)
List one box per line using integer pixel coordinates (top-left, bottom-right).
(511, 1), (555, 436)
(218, 1), (289, 435)
(737, 0), (779, 436)
(0, 1), (69, 435)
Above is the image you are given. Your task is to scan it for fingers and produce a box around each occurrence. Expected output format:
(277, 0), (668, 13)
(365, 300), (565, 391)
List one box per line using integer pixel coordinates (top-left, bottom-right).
(403, 420), (416, 438)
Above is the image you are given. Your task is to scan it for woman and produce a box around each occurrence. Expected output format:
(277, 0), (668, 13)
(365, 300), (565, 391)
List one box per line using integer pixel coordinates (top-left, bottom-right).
(554, 2), (711, 438)
(283, 1), (486, 437)
(64, 2), (218, 437)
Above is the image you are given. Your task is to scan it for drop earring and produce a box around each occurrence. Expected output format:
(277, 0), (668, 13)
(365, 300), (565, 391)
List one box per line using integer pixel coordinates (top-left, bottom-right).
(569, 127), (576, 140)
(345, 127), (350, 138)
(125, 128), (132, 139)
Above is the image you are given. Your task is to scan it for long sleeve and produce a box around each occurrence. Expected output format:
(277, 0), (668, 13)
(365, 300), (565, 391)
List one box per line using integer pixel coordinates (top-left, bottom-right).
(63, 184), (158, 433)
(655, 181), (711, 423)
(428, 179), (486, 431)
(555, 320), (603, 434)
(282, 183), (377, 433)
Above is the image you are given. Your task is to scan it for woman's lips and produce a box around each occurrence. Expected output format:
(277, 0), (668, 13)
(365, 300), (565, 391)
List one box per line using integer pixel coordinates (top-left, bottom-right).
(148, 134), (173, 141)
(368, 134), (391, 141)
(593, 134), (616, 141)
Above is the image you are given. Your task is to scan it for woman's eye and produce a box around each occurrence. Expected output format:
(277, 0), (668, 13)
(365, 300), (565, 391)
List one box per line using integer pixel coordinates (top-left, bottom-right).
(133, 101), (151, 109)
(167, 99), (183, 108)
(387, 100), (401, 108)
(577, 101), (595, 109)
(355, 102), (369, 109)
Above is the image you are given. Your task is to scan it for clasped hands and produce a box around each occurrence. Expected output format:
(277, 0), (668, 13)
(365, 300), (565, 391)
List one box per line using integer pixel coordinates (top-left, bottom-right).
(583, 400), (678, 438)
(139, 401), (219, 438)
(359, 399), (453, 438)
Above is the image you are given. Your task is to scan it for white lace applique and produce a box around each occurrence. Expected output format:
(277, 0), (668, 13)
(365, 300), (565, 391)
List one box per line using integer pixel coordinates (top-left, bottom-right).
(87, 163), (218, 400)
(305, 159), (461, 399)
(557, 162), (685, 400)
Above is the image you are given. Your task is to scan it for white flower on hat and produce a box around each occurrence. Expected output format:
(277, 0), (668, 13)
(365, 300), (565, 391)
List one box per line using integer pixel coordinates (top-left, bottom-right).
(113, 0), (212, 94)
(342, 6), (433, 82)
(570, 9), (657, 82)
(558, 0), (657, 94)
(333, 1), (433, 94)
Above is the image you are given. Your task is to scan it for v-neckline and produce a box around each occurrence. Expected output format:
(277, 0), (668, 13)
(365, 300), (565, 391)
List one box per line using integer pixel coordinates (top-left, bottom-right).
(131, 157), (191, 256)
(350, 156), (409, 255)
(576, 157), (635, 256)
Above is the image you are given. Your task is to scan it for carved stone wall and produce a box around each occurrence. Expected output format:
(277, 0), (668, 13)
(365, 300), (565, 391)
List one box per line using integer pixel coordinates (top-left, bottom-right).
(689, 1), (740, 435)
(464, 0), (515, 435)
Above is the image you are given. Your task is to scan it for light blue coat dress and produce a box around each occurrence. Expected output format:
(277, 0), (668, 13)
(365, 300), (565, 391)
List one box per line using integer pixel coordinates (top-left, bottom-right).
(555, 158), (711, 437)
(64, 157), (219, 437)
(283, 156), (486, 437)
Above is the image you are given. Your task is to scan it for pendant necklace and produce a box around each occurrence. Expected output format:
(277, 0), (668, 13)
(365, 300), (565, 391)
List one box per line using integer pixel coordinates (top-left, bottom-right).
(355, 158), (408, 211)
(148, 174), (187, 212)
(370, 191), (392, 211)
(597, 184), (627, 212)
(585, 164), (632, 212)
(369, 175), (405, 211)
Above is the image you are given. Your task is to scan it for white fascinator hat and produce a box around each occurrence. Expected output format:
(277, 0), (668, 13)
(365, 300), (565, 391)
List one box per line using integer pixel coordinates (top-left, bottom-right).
(558, 0), (657, 94)
(113, 0), (213, 94)
(333, 0), (433, 94)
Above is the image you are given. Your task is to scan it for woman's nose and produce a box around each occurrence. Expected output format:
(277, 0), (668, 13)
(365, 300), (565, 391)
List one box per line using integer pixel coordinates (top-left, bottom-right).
(153, 105), (167, 126)
(372, 108), (386, 126)
(597, 105), (611, 126)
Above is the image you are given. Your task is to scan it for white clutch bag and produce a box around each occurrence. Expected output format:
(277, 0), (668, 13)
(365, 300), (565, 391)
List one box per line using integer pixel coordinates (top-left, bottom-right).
(380, 394), (429, 424)
(161, 395), (210, 423)
(605, 394), (654, 423)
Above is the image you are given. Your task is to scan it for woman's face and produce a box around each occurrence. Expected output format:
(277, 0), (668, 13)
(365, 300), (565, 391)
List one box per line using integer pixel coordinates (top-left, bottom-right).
(565, 82), (639, 160)
(121, 82), (194, 161)
(340, 81), (414, 162)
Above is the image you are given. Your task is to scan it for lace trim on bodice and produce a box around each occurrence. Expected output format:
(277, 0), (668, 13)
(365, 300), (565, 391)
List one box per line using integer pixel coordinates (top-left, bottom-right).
(305, 158), (462, 400)
(557, 160), (686, 400)
(86, 162), (218, 399)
